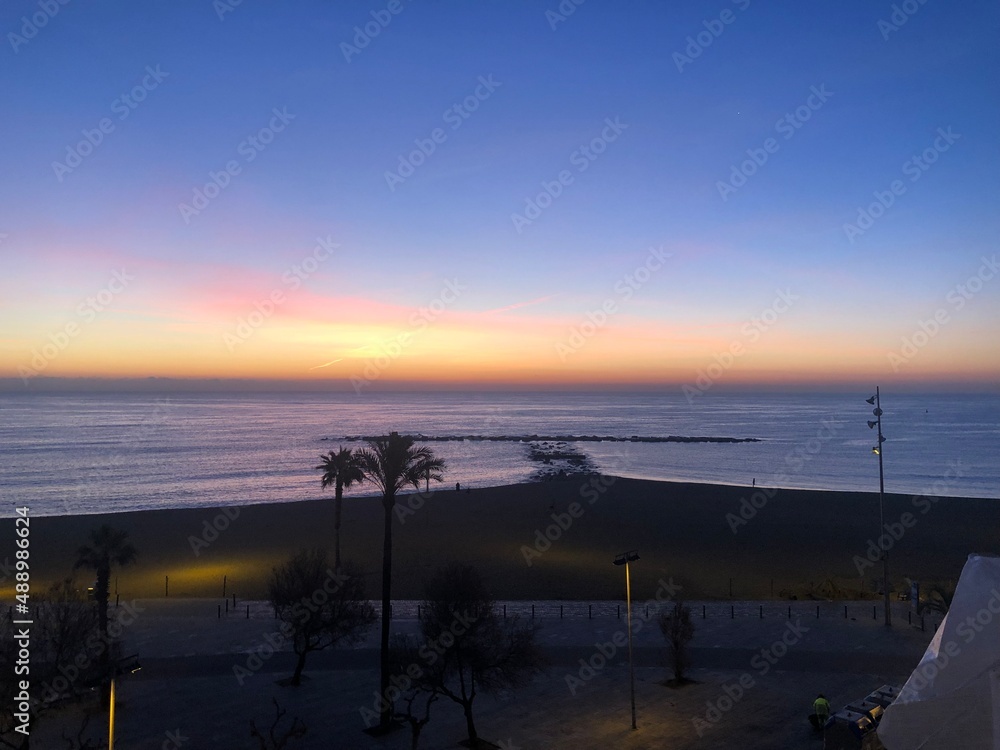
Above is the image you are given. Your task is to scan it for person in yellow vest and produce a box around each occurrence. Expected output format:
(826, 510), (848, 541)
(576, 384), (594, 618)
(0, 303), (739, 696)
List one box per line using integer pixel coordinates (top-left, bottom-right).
(810, 693), (831, 731)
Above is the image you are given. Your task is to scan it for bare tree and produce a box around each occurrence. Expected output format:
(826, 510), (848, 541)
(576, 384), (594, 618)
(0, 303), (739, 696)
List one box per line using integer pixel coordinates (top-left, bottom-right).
(0, 580), (103, 750)
(268, 549), (375, 686)
(388, 634), (442, 750)
(35, 579), (100, 692)
(658, 600), (695, 684)
(250, 698), (307, 749)
(418, 563), (542, 747)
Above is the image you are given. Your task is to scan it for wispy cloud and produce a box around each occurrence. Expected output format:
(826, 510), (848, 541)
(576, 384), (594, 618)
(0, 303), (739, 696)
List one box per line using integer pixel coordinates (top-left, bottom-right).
(307, 358), (343, 370)
(481, 295), (557, 315)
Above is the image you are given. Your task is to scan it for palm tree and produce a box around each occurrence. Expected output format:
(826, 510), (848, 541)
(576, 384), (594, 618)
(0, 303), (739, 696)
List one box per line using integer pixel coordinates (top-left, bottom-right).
(316, 446), (365, 572)
(73, 525), (137, 706)
(356, 432), (445, 732)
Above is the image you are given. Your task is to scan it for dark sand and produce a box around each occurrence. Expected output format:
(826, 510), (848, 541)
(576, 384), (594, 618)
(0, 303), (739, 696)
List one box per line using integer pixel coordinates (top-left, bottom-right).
(4, 476), (997, 601)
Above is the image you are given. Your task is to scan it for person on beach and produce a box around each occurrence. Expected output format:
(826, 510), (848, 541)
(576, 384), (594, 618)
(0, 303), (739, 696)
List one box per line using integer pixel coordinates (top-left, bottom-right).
(810, 694), (831, 730)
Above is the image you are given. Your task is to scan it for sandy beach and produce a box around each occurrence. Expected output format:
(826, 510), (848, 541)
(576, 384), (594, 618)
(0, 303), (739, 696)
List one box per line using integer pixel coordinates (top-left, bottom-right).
(5, 475), (997, 603)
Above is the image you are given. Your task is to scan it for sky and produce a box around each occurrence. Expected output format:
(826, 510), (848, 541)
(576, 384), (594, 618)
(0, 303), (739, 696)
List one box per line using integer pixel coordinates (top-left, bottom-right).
(1, 0), (998, 392)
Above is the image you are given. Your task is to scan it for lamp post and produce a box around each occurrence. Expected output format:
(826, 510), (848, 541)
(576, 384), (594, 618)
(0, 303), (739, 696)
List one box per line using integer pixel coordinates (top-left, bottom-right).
(109, 654), (141, 750)
(866, 388), (890, 627)
(613, 550), (639, 730)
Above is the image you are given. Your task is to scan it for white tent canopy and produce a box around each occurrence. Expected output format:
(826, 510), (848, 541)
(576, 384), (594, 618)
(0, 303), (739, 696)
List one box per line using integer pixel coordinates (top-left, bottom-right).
(878, 553), (1000, 749)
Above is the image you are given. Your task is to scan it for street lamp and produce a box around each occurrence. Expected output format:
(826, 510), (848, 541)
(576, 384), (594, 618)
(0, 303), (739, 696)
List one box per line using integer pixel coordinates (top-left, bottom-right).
(109, 654), (141, 750)
(866, 388), (890, 627)
(613, 550), (639, 730)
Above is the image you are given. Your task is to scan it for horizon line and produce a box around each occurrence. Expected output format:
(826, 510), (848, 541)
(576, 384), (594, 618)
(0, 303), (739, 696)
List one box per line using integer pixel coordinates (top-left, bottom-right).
(2, 376), (998, 395)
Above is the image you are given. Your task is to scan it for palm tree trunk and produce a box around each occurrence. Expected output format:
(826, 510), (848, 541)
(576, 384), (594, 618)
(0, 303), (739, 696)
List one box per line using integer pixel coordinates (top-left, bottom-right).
(379, 492), (394, 730)
(334, 482), (343, 573)
(96, 567), (111, 709)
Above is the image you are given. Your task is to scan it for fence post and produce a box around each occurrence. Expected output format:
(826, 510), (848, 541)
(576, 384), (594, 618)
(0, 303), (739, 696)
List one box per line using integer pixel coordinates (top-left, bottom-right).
(703, 604), (706, 619)
(588, 604), (592, 620)
(503, 604), (506, 620)
(217, 604), (221, 619)
(873, 605), (877, 620)
(560, 605), (563, 619)
(531, 604), (534, 620)
(246, 604), (249, 619)
(617, 605), (620, 620)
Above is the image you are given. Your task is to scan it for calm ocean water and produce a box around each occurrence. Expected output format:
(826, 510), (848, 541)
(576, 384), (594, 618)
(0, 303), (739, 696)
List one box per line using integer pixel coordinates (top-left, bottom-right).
(1, 391), (997, 517)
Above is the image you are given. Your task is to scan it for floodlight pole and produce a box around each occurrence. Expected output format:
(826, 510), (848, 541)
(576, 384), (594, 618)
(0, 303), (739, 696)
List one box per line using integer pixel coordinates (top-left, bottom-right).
(108, 675), (115, 750)
(626, 558), (636, 730)
(615, 551), (639, 730)
(869, 387), (890, 628)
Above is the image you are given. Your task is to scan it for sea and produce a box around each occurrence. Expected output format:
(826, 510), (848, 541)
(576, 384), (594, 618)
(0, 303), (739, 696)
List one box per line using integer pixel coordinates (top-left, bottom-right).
(1, 390), (997, 517)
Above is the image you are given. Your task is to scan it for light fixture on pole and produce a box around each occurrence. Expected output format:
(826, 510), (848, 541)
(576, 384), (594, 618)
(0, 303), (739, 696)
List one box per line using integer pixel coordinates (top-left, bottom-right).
(109, 654), (141, 750)
(866, 388), (890, 627)
(613, 550), (639, 730)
